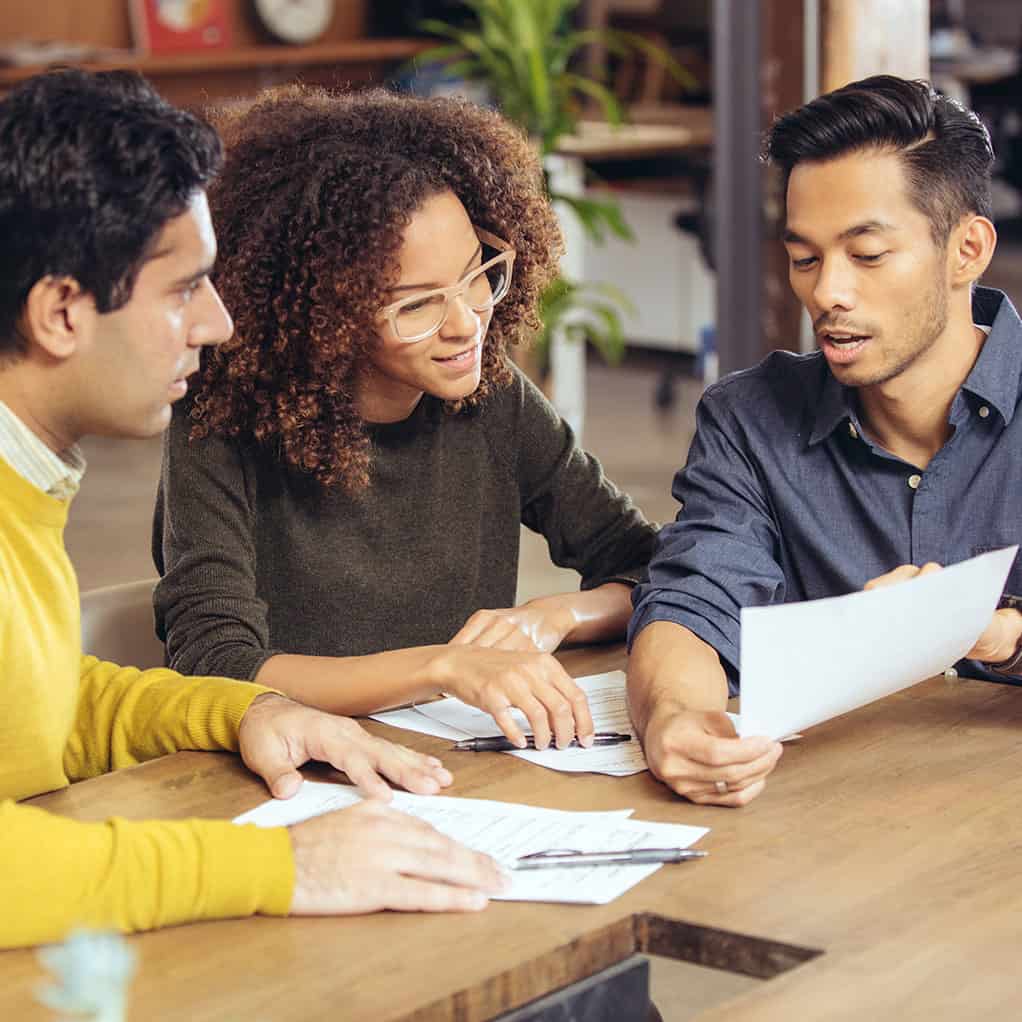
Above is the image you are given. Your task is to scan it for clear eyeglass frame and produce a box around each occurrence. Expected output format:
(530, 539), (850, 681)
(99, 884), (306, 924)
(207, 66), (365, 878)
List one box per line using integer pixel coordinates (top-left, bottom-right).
(377, 228), (516, 343)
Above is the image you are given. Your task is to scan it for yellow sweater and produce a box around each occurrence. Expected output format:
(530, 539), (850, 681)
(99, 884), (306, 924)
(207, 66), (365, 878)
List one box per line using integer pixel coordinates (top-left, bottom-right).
(0, 455), (294, 947)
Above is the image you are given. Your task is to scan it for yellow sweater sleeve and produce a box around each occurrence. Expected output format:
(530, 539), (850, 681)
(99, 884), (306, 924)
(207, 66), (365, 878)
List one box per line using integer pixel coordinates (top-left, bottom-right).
(64, 655), (276, 780)
(0, 800), (294, 949)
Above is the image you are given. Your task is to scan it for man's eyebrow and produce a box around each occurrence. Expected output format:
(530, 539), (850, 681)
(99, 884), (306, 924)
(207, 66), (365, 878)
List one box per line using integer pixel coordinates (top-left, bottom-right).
(143, 239), (216, 289)
(390, 242), (483, 293)
(168, 263), (216, 290)
(783, 220), (896, 245)
(837, 220), (896, 240)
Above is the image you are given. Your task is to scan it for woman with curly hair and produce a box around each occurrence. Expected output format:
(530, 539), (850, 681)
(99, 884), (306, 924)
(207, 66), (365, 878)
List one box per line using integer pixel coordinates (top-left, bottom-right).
(152, 86), (657, 750)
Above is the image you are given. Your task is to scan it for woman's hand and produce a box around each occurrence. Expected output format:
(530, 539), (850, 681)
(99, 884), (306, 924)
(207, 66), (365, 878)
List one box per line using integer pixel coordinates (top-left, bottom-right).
(449, 585), (634, 653)
(449, 602), (574, 653)
(430, 645), (595, 750)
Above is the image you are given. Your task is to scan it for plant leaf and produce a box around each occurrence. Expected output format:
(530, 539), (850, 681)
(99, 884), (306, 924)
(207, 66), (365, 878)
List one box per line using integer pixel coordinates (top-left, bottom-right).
(607, 29), (699, 91)
(561, 73), (624, 125)
(550, 192), (635, 243)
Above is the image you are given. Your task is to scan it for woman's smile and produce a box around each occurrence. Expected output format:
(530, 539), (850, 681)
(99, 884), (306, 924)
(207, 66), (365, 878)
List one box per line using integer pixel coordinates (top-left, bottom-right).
(432, 340), (482, 372)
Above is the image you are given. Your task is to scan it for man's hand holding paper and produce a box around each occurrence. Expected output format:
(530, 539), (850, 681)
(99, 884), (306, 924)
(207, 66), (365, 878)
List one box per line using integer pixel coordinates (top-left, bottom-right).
(640, 703), (782, 807)
(738, 547), (1019, 742)
(865, 561), (1022, 666)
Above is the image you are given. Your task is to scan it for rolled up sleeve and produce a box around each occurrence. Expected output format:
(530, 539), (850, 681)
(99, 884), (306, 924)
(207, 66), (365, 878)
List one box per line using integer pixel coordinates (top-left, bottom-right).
(628, 385), (786, 690)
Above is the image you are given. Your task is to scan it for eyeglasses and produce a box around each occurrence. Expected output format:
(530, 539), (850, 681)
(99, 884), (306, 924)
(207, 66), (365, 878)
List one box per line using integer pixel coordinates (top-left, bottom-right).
(378, 228), (516, 343)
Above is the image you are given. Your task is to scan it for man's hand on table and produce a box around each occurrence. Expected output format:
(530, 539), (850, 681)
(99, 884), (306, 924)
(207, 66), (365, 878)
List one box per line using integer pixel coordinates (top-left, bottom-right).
(240, 693), (511, 914)
(288, 801), (509, 914)
(642, 701), (783, 807)
(238, 692), (452, 799)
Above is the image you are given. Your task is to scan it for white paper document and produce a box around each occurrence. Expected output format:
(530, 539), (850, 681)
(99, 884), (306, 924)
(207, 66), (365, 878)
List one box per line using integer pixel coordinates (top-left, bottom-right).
(364, 707), (467, 742)
(235, 780), (708, 904)
(738, 546), (1018, 740)
(371, 671), (647, 776)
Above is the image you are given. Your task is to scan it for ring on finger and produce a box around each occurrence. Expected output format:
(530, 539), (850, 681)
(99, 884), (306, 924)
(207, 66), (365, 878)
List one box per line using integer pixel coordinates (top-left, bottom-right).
(714, 780), (729, 796)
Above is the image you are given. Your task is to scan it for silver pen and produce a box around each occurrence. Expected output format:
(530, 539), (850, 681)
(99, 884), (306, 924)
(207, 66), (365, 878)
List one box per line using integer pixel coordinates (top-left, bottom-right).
(513, 847), (708, 870)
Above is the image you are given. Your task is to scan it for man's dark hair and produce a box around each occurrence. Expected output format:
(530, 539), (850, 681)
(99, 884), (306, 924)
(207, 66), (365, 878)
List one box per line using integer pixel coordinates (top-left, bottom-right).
(766, 75), (994, 244)
(0, 68), (222, 355)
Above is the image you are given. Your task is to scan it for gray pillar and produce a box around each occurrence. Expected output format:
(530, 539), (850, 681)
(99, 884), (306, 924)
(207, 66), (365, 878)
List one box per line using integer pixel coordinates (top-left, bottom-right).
(713, 0), (763, 376)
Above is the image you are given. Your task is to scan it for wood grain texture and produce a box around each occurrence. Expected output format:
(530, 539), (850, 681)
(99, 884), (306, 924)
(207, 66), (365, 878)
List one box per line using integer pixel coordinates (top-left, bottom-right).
(4, 646), (1022, 1020)
(0, 0), (409, 110)
(0, 0), (366, 48)
(0, 39), (426, 109)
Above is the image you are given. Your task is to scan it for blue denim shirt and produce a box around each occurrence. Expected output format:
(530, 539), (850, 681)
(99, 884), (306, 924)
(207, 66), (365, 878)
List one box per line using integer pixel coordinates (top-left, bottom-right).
(630, 287), (1022, 691)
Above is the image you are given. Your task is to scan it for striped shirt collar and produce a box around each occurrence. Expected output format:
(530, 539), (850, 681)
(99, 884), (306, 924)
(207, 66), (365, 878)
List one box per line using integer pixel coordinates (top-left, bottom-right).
(0, 400), (86, 499)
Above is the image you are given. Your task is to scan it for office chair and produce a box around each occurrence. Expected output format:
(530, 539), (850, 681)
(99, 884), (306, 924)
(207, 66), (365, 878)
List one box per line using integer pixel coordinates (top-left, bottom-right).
(80, 578), (165, 670)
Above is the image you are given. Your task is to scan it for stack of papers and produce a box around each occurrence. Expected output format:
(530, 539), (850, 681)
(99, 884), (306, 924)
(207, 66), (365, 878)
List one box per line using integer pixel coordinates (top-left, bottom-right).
(371, 670), (647, 776)
(235, 781), (708, 904)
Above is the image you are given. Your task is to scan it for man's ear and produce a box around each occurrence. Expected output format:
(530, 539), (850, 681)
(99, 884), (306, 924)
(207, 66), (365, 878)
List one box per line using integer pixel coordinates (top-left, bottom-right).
(19, 275), (94, 361)
(949, 215), (997, 288)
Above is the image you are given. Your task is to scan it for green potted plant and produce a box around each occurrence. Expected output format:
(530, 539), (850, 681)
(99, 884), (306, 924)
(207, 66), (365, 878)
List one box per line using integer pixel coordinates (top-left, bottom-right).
(418, 0), (692, 373)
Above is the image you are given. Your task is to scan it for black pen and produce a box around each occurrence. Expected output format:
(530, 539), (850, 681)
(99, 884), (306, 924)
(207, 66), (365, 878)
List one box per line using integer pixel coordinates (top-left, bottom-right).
(514, 848), (708, 870)
(451, 732), (632, 752)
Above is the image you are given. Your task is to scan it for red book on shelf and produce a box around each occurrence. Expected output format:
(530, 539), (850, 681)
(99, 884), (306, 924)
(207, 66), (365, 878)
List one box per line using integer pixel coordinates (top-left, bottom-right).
(130, 0), (233, 55)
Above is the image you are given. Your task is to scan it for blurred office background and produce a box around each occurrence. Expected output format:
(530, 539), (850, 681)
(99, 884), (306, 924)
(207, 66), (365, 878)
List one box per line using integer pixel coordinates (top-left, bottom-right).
(1, 0), (1018, 595)
(1, 4), (1019, 1011)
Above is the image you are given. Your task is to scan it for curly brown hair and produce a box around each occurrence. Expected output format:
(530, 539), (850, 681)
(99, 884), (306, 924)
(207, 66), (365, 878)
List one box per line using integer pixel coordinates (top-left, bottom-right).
(190, 85), (563, 490)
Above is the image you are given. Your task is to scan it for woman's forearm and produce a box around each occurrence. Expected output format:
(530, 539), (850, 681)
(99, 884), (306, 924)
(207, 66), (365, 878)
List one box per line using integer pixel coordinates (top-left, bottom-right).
(253, 582), (635, 714)
(527, 582), (634, 646)
(253, 646), (452, 716)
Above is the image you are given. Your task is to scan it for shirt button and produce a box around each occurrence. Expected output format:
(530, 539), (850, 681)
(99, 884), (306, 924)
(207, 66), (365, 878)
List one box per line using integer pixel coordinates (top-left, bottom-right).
(908, 474), (922, 489)
(848, 422), (859, 439)
(979, 405), (990, 419)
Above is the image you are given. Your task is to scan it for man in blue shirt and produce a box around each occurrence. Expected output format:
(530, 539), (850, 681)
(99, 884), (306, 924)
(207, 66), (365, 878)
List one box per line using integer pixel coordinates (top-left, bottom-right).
(627, 75), (1022, 807)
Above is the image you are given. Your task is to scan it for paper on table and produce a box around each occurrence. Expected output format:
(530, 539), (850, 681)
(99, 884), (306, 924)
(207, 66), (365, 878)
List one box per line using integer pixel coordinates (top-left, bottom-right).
(738, 546), (1018, 740)
(233, 781), (634, 829)
(371, 671), (647, 776)
(363, 707), (467, 742)
(504, 816), (708, 904)
(234, 780), (708, 904)
(725, 711), (802, 742)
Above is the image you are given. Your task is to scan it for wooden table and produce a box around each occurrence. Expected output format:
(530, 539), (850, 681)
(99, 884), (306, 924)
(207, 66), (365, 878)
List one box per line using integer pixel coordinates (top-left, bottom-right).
(4, 644), (1022, 1020)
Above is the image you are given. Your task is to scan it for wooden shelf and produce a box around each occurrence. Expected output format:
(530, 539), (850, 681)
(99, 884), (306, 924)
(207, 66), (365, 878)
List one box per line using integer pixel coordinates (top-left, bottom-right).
(0, 38), (430, 107)
(0, 38), (428, 84)
(556, 110), (713, 159)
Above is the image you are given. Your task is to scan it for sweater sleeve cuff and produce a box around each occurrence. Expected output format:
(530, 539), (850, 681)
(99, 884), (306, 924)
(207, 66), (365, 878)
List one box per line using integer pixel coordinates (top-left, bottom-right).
(581, 572), (644, 591)
(184, 677), (282, 753)
(198, 820), (294, 919)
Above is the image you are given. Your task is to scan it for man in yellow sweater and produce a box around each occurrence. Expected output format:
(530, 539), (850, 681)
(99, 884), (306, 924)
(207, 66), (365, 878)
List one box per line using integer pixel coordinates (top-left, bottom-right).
(0, 68), (506, 949)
